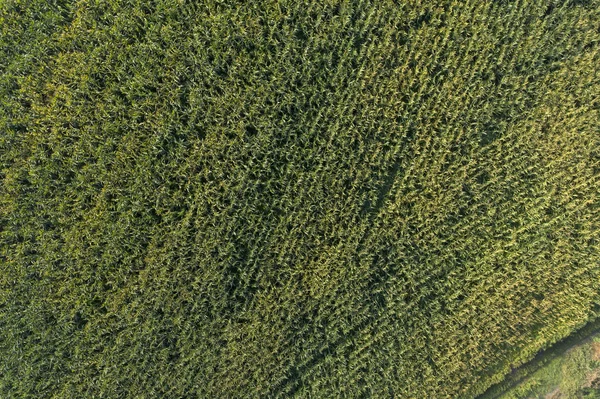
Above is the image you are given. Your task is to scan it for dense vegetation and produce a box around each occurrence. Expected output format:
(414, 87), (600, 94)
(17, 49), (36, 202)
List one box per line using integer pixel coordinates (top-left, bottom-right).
(1, 0), (599, 397)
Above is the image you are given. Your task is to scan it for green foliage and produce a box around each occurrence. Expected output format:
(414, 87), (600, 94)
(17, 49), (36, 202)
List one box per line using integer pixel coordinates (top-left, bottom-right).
(1, 0), (599, 398)
(560, 346), (592, 398)
(581, 388), (600, 399)
(496, 334), (600, 399)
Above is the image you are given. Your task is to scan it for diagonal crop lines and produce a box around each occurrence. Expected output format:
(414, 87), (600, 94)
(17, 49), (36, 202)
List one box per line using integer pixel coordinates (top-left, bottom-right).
(265, 4), (501, 394)
(264, 2), (600, 397)
(1, 0), (599, 398)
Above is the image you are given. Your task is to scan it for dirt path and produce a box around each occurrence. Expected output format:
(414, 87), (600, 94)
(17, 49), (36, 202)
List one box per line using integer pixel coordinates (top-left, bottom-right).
(544, 387), (561, 399)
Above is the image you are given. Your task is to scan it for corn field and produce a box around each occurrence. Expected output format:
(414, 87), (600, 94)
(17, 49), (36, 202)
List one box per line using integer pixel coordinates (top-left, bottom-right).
(1, 0), (599, 397)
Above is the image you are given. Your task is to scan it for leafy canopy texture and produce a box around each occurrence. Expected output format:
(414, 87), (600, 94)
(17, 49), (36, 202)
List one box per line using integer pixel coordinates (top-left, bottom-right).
(1, 0), (599, 397)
